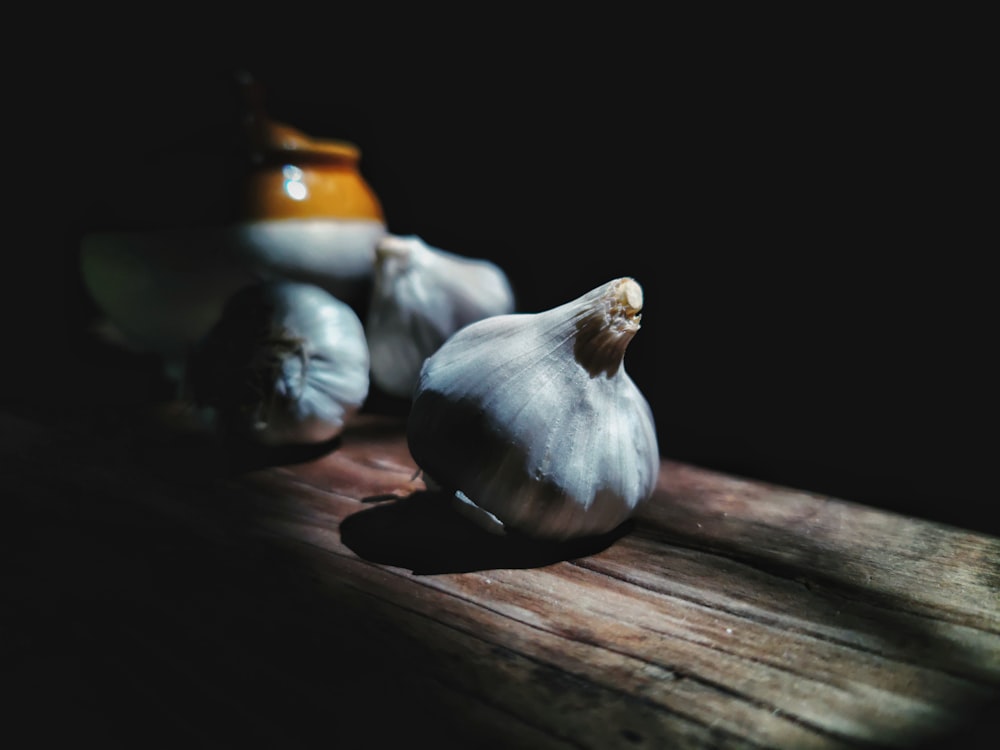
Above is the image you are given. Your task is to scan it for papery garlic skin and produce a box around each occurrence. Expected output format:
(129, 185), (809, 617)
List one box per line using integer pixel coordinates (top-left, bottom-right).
(186, 280), (370, 446)
(365, 234), (516, 398)
(407, 277), (659, 540)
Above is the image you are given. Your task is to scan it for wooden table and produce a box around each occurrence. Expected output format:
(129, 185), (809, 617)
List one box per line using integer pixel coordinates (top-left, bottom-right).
(4, 395), (998, 749)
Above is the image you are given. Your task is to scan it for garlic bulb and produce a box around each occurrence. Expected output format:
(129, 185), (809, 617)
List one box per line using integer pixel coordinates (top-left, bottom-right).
(185, 280), (369, 446)
(407, 277), (659, 540)
(365, 234), (516, 398)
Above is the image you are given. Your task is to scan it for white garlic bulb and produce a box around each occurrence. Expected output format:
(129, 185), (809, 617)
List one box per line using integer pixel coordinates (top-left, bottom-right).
(407, 277), (659, 540)
(365, 234), (516, 398)
(185, 280), (370, 446)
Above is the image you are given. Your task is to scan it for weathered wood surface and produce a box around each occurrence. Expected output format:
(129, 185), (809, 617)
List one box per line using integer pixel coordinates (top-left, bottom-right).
(3, 406), (998, 749)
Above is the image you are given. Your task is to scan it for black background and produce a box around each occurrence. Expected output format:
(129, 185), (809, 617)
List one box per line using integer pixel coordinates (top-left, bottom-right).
(10, 11), (994, 536)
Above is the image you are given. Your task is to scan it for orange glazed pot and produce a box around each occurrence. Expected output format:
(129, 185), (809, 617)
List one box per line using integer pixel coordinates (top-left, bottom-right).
(241, 120), (384, 223)
(228, 115), (389, 309)
(80, 92), (388, 374)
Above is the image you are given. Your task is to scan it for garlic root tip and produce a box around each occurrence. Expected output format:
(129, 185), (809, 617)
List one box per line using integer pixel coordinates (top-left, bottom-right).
(618, 278), (643, 315)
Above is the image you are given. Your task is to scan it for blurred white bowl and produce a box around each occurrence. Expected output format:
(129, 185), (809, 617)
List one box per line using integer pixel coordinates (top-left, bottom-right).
(80, 217), (386, 369)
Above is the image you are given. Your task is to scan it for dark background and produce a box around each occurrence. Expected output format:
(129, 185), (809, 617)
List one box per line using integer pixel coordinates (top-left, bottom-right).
(10, 12), (994, 536)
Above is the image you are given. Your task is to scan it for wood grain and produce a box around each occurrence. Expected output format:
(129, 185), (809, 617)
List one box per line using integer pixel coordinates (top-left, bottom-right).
(3, 407), (998, 749)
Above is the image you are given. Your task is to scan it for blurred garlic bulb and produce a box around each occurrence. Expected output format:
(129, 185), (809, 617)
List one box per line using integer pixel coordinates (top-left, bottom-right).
(407, 277), (659, 540)
(186, 280), (369, 446)
(365, 234), (515, 398)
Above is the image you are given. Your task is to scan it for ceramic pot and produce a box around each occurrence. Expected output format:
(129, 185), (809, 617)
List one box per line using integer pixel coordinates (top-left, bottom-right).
(230, 116), (388, 304)
(80, 94), (388, 373)
(241, 119), (384, 223)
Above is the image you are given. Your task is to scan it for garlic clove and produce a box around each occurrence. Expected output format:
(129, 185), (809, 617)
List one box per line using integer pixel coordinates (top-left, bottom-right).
(365, 234), (516, 398)
(407, 277), (659, 541)
(185, 280), (370, 447)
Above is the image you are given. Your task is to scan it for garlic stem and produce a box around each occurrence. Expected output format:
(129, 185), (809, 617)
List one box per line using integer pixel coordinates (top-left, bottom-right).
(374, 234), (414, 265)
(571, 277), (643, 378)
